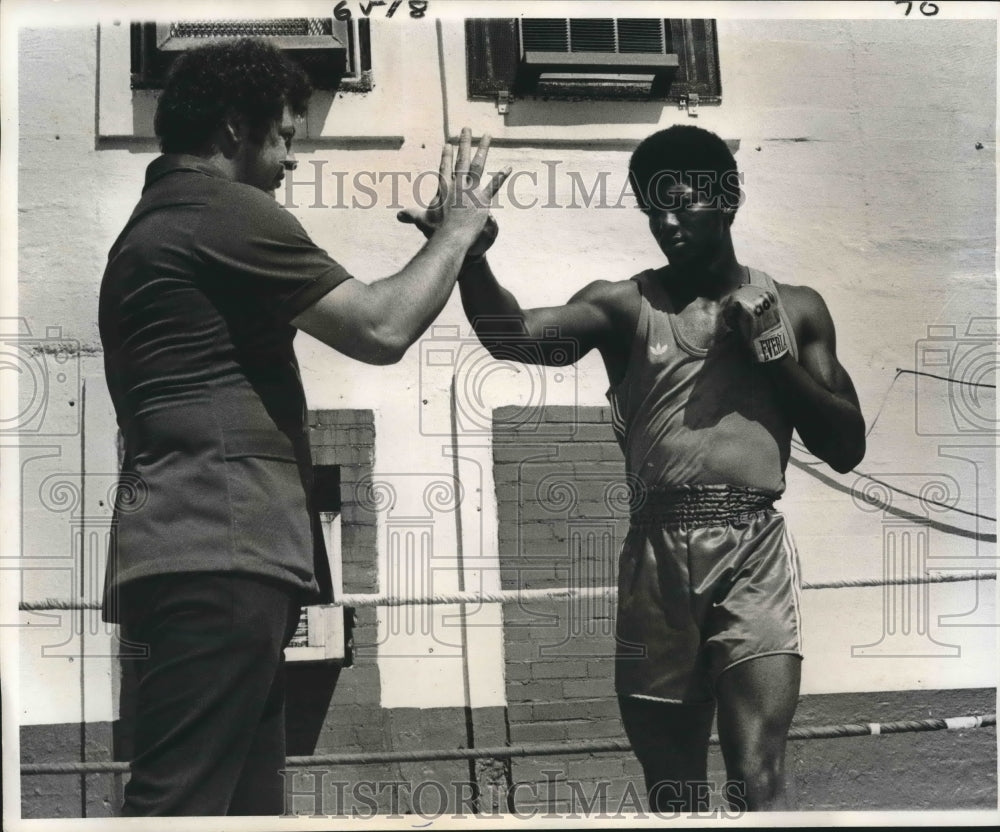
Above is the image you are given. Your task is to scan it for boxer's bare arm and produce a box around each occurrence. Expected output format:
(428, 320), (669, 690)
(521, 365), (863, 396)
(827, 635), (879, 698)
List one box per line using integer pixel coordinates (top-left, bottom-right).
(457, 257), (638, 380)
(767, 284), (866, 472)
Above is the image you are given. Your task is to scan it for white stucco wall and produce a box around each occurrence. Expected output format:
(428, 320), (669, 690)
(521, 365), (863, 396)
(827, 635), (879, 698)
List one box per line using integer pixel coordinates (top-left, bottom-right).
(9, 8), (997, 726)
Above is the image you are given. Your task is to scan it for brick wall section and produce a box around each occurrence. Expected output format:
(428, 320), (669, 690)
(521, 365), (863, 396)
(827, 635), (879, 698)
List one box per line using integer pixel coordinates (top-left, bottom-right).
(494, 404), (628, 592)
(309, 409), (377, 596)
(301, 410), (381, 783)
(493, 404), (645, 807)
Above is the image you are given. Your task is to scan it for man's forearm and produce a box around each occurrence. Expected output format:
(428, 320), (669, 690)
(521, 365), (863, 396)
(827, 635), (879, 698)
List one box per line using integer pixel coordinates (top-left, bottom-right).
(766, 356), (866, 473)
(367, 226), (477, 352)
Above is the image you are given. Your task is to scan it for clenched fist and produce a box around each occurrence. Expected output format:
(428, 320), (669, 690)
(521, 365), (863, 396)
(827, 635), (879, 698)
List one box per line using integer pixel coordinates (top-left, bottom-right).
(722, 285), (791, 363)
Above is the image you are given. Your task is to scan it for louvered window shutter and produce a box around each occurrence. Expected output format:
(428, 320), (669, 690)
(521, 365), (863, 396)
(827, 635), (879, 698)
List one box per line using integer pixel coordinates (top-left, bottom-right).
(466, 18), (720, 103)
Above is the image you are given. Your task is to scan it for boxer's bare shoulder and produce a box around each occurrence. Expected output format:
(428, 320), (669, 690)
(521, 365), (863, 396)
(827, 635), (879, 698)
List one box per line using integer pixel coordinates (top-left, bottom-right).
(772, 281), (835, 352)
(563, 277), (642, 378)
(568, 276), (643, 331)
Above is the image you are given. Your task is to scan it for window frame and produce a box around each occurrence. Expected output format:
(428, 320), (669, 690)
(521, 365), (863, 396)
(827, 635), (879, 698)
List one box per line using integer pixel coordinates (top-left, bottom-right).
(465, 17), (721, 105)
(129, 17), (374, 93)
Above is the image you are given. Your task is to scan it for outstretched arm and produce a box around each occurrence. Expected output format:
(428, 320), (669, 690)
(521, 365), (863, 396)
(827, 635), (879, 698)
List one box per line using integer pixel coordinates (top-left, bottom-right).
(766, 285), (866, 472)
(456, 257), (628, 366)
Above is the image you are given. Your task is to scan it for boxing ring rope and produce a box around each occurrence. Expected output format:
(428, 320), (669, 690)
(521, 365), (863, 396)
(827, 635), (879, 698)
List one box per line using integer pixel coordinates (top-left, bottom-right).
(16, 570), (998, 612)
(20, 714), (997, 775)
(16, 570), (997, 777)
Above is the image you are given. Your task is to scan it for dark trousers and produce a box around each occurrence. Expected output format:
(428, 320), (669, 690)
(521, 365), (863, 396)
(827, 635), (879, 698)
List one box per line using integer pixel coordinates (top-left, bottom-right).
(116, 572), (302, 816)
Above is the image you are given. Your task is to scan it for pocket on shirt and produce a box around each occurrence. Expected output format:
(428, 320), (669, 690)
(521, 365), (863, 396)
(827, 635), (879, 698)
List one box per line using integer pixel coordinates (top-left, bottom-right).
(221, 430), (313, 578)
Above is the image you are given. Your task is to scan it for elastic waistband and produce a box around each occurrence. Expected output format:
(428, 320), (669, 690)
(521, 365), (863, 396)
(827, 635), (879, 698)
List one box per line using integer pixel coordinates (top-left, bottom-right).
(630, 483), (779, 529)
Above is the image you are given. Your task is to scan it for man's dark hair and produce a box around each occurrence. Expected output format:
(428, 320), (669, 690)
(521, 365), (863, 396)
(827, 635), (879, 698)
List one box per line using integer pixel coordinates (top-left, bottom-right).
(154, 38), (311, 154)
(628, 125), (742, 214)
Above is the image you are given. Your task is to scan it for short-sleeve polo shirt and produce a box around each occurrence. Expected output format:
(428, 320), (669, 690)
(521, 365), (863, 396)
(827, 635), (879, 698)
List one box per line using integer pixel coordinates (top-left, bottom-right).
(99, 155), (352, 617)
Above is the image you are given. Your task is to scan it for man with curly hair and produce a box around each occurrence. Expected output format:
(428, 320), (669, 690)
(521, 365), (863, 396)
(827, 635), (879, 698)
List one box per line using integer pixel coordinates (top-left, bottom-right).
(100, 38), (505, 816)
(403, 125), (865, 811)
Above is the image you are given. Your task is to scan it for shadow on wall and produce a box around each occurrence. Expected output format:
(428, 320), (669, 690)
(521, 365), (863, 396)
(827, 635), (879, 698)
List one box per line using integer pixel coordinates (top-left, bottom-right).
(287, 664), (342, 755)
(503, 99), (671, 128)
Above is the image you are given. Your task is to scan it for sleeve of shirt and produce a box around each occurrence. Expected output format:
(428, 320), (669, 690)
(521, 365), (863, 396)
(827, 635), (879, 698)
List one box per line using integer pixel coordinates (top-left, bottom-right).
(194, 184), (353, 324)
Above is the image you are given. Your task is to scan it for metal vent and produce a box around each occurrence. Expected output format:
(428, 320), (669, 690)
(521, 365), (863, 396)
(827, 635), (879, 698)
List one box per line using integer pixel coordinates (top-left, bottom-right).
(156, 18), (349, 53)
(521, 18), (667, 55)
(169, 19), (333, 39)
(132, 17), (364, 91)
(520, 18), (568, 52)
(569, 19), (616, 52)
(617, 19), (666, 53)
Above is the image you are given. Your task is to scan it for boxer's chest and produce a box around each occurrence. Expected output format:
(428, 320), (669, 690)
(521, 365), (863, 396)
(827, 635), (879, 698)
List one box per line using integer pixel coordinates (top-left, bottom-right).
(667, 298), (729, 356)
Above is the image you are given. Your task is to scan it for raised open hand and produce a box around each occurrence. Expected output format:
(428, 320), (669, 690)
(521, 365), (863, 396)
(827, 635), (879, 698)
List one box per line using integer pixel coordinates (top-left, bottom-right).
(397, 127), (507, 257)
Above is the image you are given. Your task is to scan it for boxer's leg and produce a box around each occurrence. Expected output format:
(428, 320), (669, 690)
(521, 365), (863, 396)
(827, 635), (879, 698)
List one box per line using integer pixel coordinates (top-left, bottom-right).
(715, 653), (800, 811)
(619, 695), (716, 813)
(703, 512), (803, 810)
(617, 520), (715, 813)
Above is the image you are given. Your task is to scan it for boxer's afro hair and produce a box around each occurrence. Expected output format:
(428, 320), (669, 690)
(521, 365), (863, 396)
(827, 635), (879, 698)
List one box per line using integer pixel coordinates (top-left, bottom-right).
(628, 125), (741, 214)
(154, 38), (311, 154)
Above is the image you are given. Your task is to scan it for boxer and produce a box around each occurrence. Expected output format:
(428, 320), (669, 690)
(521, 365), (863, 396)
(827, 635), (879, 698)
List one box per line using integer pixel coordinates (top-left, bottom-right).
(401, 124), (865, 811)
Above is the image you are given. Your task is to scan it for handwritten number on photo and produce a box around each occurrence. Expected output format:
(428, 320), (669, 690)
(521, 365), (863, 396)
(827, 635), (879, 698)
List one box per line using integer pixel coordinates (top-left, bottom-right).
(334, 0), (428, 20)
(895, 1), (940, 16)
